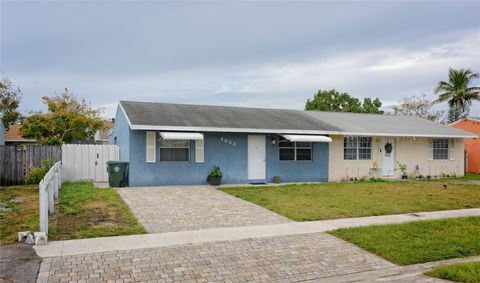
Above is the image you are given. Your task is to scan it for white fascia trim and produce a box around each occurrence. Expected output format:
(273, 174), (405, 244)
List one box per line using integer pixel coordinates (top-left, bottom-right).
(129, 124), (477, 138)
(130, 124), (337, 135)
(118, 102), (133, 128)
(339, 132), (478, 138)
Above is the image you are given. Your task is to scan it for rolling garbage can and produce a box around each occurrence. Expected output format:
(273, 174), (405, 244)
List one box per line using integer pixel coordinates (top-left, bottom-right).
(107, 161), (128, 187)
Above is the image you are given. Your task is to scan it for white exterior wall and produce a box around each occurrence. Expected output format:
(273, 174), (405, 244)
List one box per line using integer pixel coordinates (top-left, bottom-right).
(328, 135), (464, 181)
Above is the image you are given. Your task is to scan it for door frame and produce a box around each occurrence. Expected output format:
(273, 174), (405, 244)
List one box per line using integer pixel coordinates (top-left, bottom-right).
(247, 135), (266, 181)
(381, 137), (396, 177)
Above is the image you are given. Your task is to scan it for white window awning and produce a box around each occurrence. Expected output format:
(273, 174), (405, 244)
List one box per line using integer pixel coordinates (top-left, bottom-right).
(160, 132), (204, 140)
(282, 134), (332, 143)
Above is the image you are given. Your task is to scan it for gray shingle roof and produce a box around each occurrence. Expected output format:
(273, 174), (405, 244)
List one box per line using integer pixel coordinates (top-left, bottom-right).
(304, 111), (475, 138)
(119, 101), (476, 138)
(120, 101), (340, 134)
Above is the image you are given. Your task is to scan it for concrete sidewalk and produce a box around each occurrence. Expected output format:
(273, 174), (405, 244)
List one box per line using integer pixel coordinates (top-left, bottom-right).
(34, 208), (480, 258)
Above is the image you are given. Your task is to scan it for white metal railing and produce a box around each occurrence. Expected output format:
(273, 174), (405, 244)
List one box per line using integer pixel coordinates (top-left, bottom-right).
(39, 161), (62, 235)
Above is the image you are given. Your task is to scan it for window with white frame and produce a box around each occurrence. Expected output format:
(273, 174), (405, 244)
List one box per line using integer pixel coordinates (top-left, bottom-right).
(343, 136), (372, 160)
(160, 140), (190, 162)
(432, 138), (449, 160)
(279, 141), (312, 161)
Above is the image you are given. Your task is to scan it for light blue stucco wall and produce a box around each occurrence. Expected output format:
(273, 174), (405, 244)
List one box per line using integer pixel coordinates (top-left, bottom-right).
(266, 134), (329, 182)
(108, 107), (130, 162)
(127, 131), (329, 186)
(128, 131), (249, 186)
(109, 106), (329, 186)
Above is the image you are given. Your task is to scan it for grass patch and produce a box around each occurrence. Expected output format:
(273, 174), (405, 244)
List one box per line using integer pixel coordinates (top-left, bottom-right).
(0, 185), (39, 245)
(49, 181), (145, 240)
(453, 173), (480, 181)
(329, 217), (480, 265)
(220, 182), (480, 221)
(435, 173), (480, 182)
(426, 262), (480, 283)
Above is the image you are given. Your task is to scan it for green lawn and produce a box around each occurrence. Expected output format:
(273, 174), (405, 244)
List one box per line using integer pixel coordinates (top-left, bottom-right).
(220, 181), (480, 221)
(49, 181), (145, 240)
(0, 185), (40, 245)
(436, 173), (480, 182)
(426, 262), (480, 283)
(0, 181), (145, 244)
(329, 217), (480, 265)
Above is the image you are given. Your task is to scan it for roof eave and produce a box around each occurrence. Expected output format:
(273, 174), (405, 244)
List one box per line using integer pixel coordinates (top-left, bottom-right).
(129, 124), (337, 135)
(129, 124), (477, 138)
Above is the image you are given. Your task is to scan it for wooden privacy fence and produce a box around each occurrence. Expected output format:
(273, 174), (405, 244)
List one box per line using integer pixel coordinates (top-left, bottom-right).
(0, 145), (61, 186)
(62, 144), (119, 182)
(39, 161), (62, 235)
(0, 144), (119, 186)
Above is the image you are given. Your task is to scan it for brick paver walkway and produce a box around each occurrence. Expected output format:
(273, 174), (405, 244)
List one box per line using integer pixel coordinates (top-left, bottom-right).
(37, 233), (394, 283)
(117, 186), (291, 233)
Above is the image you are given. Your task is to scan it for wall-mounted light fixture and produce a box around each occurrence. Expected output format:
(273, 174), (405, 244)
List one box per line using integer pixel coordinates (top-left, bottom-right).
(271, 138), (276, 145)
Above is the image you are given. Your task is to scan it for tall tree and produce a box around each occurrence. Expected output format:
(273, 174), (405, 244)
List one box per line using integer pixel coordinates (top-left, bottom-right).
(0, 78), (23, 130)
(305, 89), (384, 114)
(391, 94), (445, 123)
(434, 68), (480, 123)
(22, 89), (104, 145)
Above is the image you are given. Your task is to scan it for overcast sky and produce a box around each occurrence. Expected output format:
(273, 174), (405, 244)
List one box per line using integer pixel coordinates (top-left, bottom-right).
(1, 1), (479, 118)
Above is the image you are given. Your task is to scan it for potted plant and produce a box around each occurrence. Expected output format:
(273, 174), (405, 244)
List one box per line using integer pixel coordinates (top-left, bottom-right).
(396, 162), (408, 179)
(207, 166), (223, 186)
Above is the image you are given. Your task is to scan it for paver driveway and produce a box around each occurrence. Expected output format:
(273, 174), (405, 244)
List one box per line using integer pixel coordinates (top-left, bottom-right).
(38, 232), (395, 283)
(117, 186), (291, 233)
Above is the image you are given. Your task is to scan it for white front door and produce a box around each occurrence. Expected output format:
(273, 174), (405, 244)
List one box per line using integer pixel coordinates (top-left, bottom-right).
(381, 138), (396, 176)
(248, 135), (266, 180)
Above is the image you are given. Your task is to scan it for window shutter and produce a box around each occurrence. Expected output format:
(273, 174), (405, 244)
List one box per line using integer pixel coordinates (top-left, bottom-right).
(195, 139), (204, 163)
(449, 139), (455, 161)
(428, 139), (433, 161)
(146, 131), (156, 163)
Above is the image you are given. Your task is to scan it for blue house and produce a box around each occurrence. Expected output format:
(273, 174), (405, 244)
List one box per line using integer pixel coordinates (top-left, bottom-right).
(109, 101), (337, 186)
(110, 101), (475, 187)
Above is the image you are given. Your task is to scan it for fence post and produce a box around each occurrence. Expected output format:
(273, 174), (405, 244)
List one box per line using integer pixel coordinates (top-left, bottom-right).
(48, 181), (54, 213)
(53, 172), (59, 199)
(39, 181), (48, 234)
(58, 164), (62, 188)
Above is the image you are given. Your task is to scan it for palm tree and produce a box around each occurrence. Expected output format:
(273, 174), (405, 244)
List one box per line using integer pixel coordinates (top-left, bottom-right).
(434, 68), (480, 123)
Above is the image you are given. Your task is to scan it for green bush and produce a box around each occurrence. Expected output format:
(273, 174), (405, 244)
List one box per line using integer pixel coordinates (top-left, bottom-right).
(208, 166), (223, 178)
(25, 159), (54, 184)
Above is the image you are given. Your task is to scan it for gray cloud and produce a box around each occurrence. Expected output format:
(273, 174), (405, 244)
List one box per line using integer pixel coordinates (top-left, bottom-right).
(1, 1), (479, 118)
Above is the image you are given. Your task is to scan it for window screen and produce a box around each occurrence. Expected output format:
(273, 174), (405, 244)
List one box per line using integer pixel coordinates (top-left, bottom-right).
(344, 136), (372, 160)
(160, 140), (190, 162)
(279, 141), (312, 161)
(432, 139), (449, 160)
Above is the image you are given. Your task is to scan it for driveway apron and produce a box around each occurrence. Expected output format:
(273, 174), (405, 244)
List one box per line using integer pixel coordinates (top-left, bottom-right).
(38, 233), (395, 283)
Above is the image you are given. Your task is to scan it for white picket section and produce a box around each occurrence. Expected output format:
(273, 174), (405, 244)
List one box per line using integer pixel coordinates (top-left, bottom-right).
(61, 144), (119, 182)
(39, 161), (62, 235)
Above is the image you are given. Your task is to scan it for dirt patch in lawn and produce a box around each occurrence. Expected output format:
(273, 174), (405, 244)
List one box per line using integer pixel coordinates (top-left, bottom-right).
(48, 181), (145, 240)
(0, 185), (39, 245)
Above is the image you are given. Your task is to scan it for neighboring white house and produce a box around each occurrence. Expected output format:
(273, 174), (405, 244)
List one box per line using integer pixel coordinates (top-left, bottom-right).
(302, 111), (471, 180)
